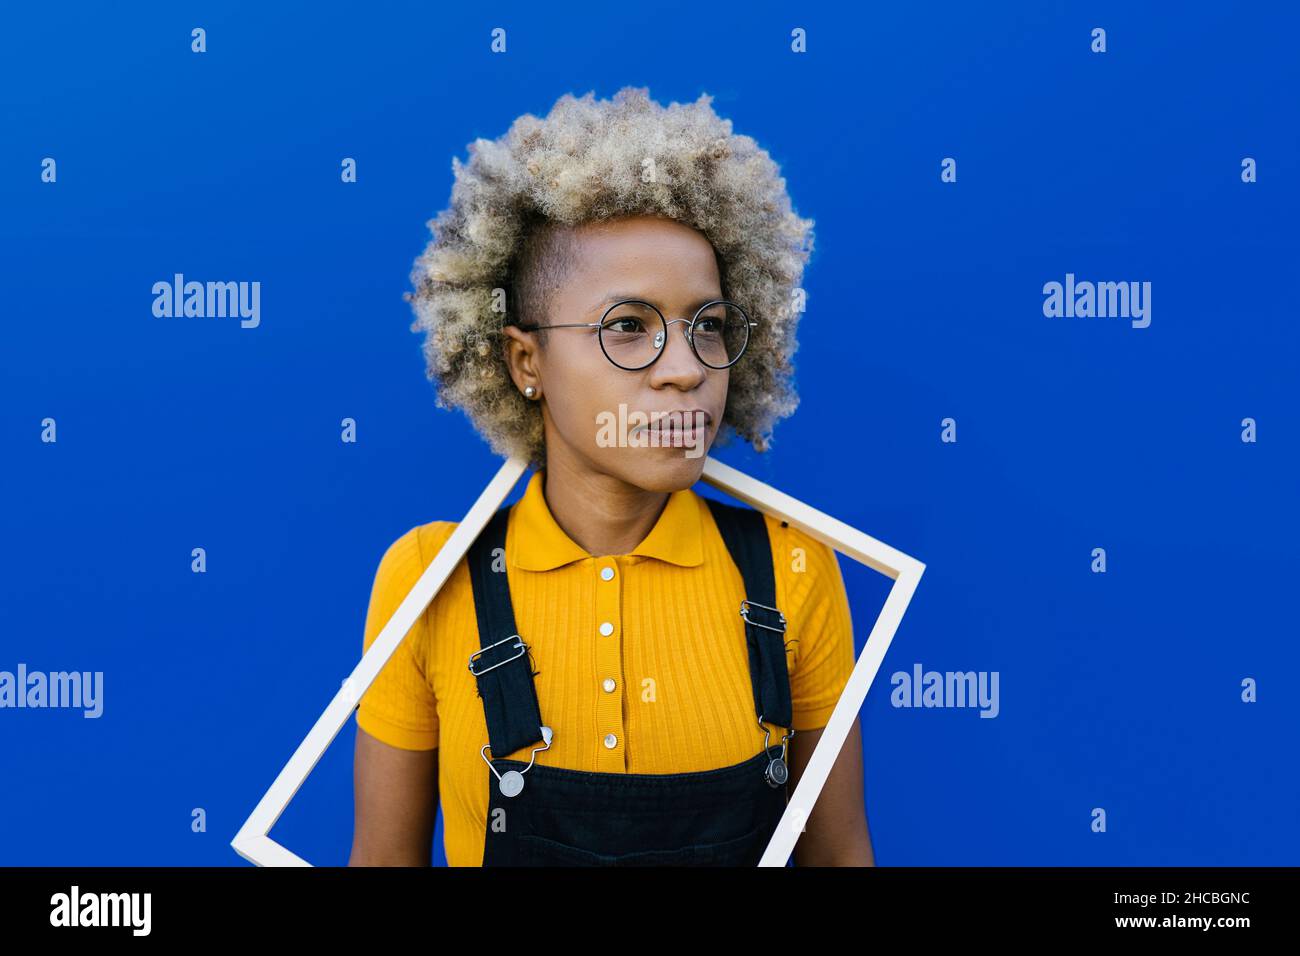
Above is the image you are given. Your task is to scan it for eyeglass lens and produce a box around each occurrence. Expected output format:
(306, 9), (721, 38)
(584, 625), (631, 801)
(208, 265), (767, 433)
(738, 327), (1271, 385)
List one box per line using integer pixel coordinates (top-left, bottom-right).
(599, 301), (749, 370)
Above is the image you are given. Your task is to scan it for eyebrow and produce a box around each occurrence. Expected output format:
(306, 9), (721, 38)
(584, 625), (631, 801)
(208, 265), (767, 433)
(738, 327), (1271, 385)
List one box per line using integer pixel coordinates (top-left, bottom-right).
(590, 292), (724, 314)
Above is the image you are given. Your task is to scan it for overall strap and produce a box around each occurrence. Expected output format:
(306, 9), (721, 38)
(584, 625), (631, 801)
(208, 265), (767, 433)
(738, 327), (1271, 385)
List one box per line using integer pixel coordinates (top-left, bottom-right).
(466, 505), (546, 758)
(703, 497), (794, 731)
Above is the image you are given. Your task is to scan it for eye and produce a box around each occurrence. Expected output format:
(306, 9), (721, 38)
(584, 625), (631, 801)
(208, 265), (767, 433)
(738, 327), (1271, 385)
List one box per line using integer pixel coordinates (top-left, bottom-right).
(605, 316), (647, 334)
(602, 301), (660, 336)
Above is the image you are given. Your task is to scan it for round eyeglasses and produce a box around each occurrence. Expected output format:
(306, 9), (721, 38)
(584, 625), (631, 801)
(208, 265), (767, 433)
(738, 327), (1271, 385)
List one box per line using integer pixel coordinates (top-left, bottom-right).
(514, 299), (756, 371)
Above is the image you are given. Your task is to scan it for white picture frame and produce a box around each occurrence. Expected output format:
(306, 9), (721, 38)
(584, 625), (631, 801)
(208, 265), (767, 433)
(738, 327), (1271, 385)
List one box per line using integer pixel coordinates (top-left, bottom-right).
(231, 454), (924, 867)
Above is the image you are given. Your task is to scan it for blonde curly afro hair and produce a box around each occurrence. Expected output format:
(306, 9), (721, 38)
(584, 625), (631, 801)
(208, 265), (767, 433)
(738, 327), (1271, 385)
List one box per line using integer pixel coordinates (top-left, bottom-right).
(405, 86), (815, 469)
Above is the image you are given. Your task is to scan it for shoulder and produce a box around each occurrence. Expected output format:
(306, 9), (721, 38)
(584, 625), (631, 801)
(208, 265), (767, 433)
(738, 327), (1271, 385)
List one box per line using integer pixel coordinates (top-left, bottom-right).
(363, 520), (465, 650)
(701, 498), (842, 609)
(763, 514), (842, 596)
(700, 497), (840, 593)
(368, 520), (463, 595)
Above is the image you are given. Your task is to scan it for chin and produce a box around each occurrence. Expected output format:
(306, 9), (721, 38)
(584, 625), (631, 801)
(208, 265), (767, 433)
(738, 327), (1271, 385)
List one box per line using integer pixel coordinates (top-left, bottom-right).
(626, 448), (709, 492)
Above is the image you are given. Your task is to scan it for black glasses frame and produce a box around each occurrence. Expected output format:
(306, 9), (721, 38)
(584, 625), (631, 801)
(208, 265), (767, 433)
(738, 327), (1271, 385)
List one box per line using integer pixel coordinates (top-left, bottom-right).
(514, 298), (756, 371)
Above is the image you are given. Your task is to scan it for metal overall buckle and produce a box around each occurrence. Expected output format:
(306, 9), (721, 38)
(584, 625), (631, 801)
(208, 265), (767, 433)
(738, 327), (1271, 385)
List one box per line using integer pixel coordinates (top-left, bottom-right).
(758, 715), (794, 788)
(481, 727), (552, 798)
(467, 634), (528, 677)
(739, 598), (787, 634)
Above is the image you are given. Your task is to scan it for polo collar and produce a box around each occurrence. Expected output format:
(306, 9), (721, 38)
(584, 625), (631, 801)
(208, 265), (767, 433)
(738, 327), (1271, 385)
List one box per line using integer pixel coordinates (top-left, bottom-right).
(510, 469), (704, 571)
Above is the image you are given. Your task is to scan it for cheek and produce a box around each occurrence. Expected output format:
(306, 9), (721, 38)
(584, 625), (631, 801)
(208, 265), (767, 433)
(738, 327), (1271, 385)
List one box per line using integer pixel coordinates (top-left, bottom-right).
(544, 345), (630, 442)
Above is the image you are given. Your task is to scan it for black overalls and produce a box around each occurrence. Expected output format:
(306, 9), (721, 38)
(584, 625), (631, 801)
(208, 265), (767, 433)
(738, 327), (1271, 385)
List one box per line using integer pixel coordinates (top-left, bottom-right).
(465, 495), (797, 867)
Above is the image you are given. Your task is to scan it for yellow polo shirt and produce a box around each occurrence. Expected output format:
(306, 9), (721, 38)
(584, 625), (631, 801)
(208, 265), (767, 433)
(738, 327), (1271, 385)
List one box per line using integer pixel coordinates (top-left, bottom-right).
(355, 468), (856, 867)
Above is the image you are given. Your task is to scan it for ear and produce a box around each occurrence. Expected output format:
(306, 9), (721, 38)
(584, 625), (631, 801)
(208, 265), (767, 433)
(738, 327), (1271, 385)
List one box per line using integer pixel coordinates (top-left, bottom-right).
(501, 324), (542, 396)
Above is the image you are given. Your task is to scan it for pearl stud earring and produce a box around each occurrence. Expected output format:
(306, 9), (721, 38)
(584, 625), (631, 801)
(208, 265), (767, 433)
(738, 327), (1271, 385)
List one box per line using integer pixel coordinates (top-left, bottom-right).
(524, 385), (537, 399)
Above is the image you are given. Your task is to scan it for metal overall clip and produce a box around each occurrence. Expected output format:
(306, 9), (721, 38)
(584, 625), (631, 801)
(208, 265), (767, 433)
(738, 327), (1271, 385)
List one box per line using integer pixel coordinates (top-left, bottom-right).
(480, 727), (552, 798)
(757, 715), (794, 788)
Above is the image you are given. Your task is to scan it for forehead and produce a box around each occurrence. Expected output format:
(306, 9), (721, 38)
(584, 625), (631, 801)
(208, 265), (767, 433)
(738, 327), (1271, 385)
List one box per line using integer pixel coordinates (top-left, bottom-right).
(559, 215), (722, 307)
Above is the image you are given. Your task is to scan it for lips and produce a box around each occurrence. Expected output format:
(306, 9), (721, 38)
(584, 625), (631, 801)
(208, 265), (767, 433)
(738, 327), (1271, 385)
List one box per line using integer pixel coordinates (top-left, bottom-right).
(637, 408), (717, 444)
(635, 410), (712, 436)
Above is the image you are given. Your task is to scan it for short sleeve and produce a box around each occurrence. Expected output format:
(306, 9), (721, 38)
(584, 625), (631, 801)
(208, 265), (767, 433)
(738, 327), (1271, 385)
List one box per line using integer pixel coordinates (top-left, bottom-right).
(778, 525), (857, 732)
(354, 525), (441, 751)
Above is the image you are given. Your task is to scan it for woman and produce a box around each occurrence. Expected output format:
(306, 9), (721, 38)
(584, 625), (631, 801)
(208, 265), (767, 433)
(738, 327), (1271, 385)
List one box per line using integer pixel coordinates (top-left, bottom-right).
(349, 87), (873, 866)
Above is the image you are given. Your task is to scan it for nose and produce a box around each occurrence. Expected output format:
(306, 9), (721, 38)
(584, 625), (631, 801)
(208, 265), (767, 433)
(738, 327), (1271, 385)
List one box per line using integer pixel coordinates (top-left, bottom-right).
(648, 318), (707, 386)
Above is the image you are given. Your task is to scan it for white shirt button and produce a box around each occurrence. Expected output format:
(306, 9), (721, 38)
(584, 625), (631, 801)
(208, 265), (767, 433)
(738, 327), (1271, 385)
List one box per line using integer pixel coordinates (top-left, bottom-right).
(599, 621), (614, 636)
(604, 733), (618, 749)
(600, 566), (615, 581)
(602, 678), (616, 693)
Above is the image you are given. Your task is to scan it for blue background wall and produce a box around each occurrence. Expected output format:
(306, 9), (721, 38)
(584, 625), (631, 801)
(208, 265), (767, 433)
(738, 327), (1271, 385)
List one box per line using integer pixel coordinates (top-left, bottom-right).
(1, 1), (1295, 865)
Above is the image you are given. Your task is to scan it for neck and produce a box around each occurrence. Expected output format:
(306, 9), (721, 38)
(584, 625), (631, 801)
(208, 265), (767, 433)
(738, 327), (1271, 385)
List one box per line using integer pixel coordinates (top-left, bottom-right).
(538, 455), (670, 558)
